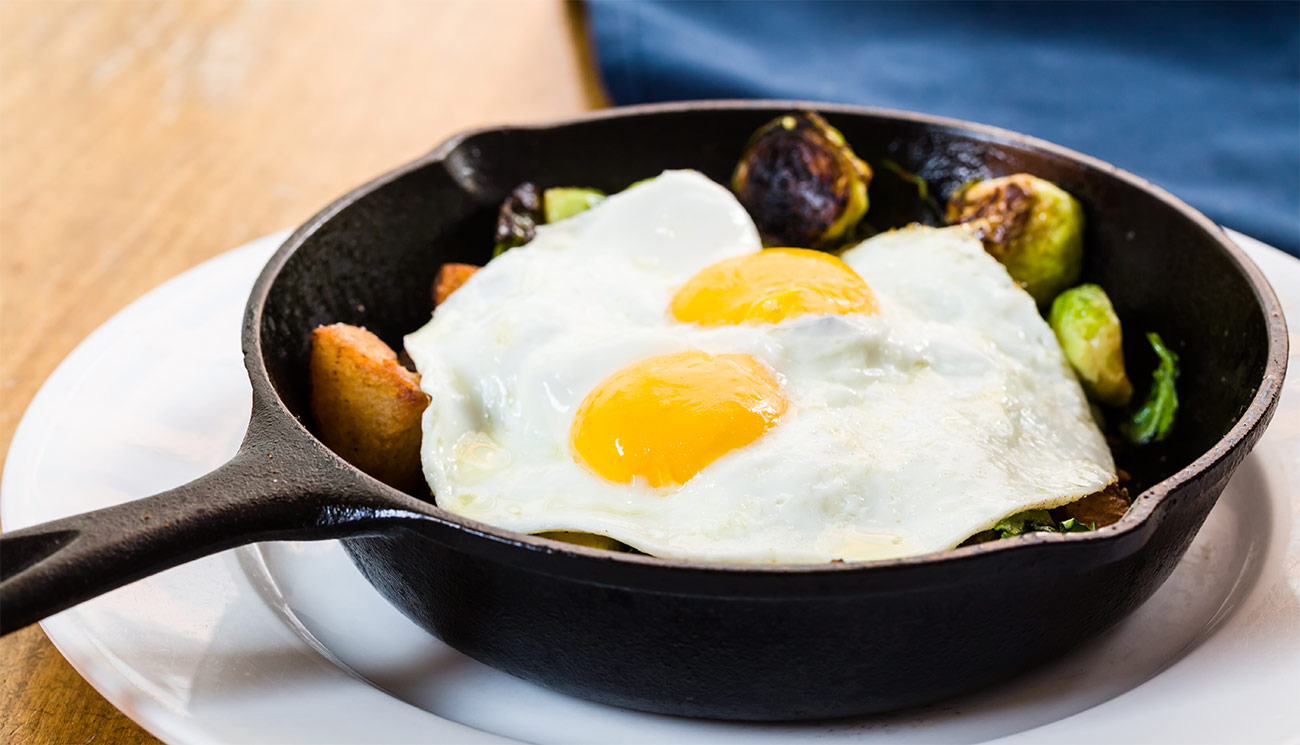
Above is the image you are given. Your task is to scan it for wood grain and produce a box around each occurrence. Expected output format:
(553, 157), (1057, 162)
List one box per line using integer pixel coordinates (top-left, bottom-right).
(0, 1), (603, 742)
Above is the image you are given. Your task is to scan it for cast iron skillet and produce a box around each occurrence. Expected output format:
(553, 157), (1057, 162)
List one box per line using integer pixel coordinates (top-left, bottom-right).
(0, 101), (1287, 721)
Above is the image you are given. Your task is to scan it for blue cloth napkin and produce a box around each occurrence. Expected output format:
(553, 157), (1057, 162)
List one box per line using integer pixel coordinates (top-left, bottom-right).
(587, 1), (1300, 256)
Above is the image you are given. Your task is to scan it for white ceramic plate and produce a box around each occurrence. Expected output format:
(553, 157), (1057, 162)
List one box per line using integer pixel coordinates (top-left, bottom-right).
(3, 229), (1298, 745)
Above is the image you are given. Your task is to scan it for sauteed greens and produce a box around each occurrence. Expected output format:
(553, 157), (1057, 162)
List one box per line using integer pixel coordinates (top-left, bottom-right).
(1123, 332), (1181, 445)
(493, 182), (543, 257)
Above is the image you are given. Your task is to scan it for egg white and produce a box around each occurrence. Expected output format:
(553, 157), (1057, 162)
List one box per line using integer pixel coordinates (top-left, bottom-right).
(404, 170), (1115, 563)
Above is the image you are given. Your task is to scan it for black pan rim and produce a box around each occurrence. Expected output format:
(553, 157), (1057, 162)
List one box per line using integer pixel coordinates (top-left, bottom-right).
(243, 99), (1289, 578)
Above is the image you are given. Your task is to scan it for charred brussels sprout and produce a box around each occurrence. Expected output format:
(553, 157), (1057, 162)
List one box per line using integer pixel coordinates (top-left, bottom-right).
(493, 182), (543, 257)
(946, 174), (1084, 306)
(1049, 284), (1134, 406)
(732, 112), (872, 249)
(543, 187), (606, 223)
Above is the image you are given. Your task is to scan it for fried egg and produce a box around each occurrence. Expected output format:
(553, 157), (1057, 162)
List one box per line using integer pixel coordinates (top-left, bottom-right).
(404, 170), (1114, 563)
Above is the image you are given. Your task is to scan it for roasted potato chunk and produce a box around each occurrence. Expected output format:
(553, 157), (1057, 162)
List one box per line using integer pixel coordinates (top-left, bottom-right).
(309, 323), (430, 492)
(433, 263), (479, 306)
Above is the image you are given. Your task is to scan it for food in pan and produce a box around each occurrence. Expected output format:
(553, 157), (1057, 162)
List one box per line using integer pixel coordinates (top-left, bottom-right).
(1046, 283), (1178, 444)
(308, 111), (1178, 563)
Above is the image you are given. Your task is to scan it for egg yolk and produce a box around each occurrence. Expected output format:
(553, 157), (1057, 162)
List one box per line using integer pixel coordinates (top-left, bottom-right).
(571, 350), (787, 488)
(670, 248), (878, 325)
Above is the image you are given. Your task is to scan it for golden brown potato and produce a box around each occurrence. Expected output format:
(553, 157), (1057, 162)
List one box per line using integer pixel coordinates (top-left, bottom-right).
(309, 323), (430, 492)
(433, 263), (479, 306)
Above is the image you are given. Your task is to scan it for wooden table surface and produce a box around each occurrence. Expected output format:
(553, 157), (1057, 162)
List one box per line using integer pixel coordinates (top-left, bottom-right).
(0, 1), (604, 742)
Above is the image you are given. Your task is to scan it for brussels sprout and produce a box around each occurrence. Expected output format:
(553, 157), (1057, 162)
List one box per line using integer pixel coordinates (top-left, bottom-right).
(1122, 332), (1179, 445)
(543, 187), (607, 223)
(1049, 284), (1134, 406)
(946, 174), (1084, 306)
(731, 111), (873, 249)
(1058, 482), (1130, 528)
(493, 182), (542, 257)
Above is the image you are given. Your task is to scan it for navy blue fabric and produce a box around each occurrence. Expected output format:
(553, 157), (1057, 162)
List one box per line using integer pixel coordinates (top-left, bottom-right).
(587, 1), (1300, 256)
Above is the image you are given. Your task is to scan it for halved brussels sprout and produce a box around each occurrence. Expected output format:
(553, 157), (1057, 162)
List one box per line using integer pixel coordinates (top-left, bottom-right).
(732, 112), (872, 249)
(946, 174), (1084, 306)
(493, 182), (543, 257)
(543, 187), (607, 223)
(1049, 284), (1134, 406)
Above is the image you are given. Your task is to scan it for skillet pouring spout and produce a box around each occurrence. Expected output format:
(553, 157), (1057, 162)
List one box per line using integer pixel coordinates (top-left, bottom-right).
(0, 396), (432, 636)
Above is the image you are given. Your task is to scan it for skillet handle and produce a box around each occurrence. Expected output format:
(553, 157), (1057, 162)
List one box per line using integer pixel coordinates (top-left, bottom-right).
(0, 408), (426, 635)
